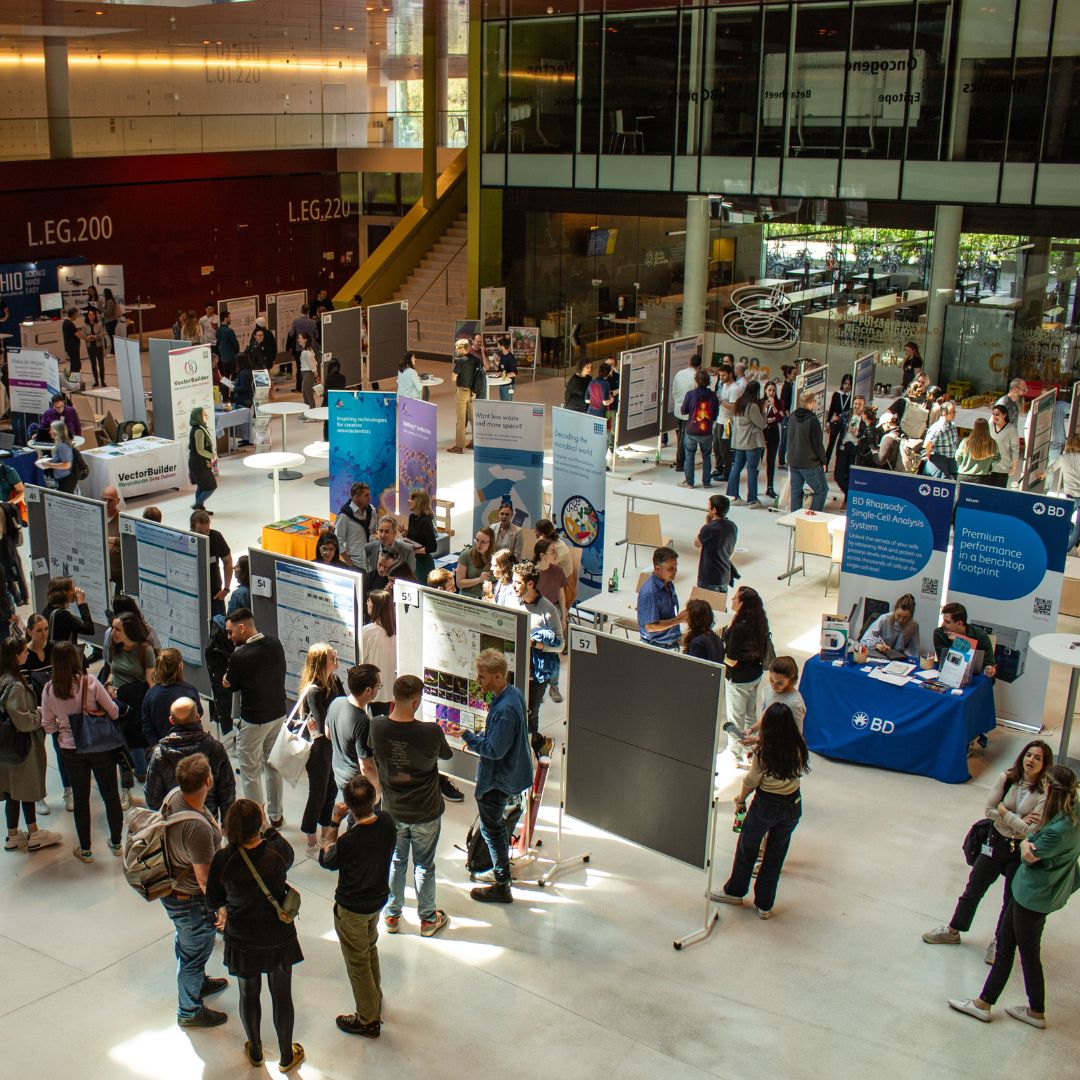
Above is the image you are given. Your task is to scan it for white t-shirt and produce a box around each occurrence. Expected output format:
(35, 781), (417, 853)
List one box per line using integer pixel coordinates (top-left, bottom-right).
(671, 365), (698, 420)
(300, 348), (318, 374)
(361, 622), (396, 703)
(198, 314), (218, 345)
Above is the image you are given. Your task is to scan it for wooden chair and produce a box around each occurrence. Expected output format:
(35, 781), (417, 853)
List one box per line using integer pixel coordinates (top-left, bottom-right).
(688, 585), (728, 614)
(434, 498), (455, 538)
(72, 393), (105, 447)
(826, 527), (844, 597)
(618, 511), (672, 574)
(788, 517), (833, 587)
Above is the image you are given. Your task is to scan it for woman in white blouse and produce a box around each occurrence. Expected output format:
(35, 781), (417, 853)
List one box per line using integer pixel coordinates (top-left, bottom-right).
(361, 589), (396, 717)
(396, 352), (423, 399)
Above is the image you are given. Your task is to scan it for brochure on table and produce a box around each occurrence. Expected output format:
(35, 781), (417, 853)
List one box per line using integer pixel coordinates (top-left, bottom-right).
(552, 407), (607, 602)
(7, 348), (60, 415)
(327, 390), (397, 515)
(472, 399), (546, 533)
(945, 483), (1072, 725)
(396, 396), (437, 513)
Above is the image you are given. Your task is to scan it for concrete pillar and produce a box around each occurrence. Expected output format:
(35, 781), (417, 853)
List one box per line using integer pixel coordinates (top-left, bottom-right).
(422, 0), (438, 208)
(1019, 236), (1051, 330)
(43, 36), (73, 159)
(923, 204), (962, 381)
(681, 195), (710, 337)
(436, 0), (449, 146)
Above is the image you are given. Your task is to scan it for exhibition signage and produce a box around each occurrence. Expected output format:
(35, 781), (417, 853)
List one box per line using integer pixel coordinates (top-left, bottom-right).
(115, 337), (147, 423)
(946, 483), (1072, 725)
(838, 467), (954, 654)
(396, 396), (438, 513)
(551, 408), (608, 603)
(0, 257), (87, 324)
(508, 326), (540, 371)
(853, 352), (876, 404)
(662, 334), (704, 431)
(57, 264), (94, 310)
(1021, 389), (1057, 492)
(794, 363), (829, 431)
(7, 348), (60, 415)
(328, 390), (397, 516)
(480, 286), (507, 331)
(472, 399), (545, 533)
(167, 345), (215, 443)
(267, 289), (306, 344)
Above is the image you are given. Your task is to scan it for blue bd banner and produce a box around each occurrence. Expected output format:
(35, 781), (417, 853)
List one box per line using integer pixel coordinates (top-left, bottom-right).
(551, 408), (608, 601)
(472, 400), (546, 534)
(946, 482), (1072, 724)
(328, 391), (397, 517)
(839, 467), (954, 654)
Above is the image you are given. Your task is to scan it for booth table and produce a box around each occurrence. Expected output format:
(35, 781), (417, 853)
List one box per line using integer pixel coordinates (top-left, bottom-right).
(6, 447), (39, 486)
(577, 587), (729, 632)
(801, 656), (997, 783)
(79, 435), (185, 500)
(613, 480), (714, 514)
(257, 401), (308, 479)
(214, 406), (251, 446)
(261, 514), (332, 560)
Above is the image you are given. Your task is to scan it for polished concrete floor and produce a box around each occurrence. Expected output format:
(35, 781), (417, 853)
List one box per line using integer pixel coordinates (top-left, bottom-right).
(2, 367), (1077, 1079)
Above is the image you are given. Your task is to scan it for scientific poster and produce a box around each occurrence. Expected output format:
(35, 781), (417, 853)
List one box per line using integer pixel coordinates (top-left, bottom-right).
(328, 391), (397, 515)
(42, 490), (109, 623)
(509, 326), (540, 369)
(396, 396), (437, 513)
(662, 334), (704, 430)
(167, 345), (215, 444)
(794, 363), (829, 431)
(624, 344), (661, 431)
(1021, 389), (1057, 492)
(552, 408), (608, 602)
(853, 352), (877, 404)
(7, 348), (60, 415)
(218, 295), (259, 350)
(472, 399), (546, 533)
(480, 286), (507, 331)
(269, 289), (306, 343)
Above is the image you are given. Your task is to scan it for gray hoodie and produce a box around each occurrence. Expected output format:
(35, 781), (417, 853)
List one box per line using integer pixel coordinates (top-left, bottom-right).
(785, 407), (826, 469)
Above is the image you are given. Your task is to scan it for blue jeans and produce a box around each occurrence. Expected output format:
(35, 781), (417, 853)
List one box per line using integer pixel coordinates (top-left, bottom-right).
(499, 383), (514, 401)
(1071, 498), (1080, 551)
(386, 816), (442, 922)
(923, 454), (958, 480)
(194, 487), (214, 508)
(683, 433), (713, 487)
(476, 789), (514, 884)
(722, 790), (802, 913)
(788, 465), (828, 511)
(727, 447), (763, 502)
(161, 896), (219, 1018)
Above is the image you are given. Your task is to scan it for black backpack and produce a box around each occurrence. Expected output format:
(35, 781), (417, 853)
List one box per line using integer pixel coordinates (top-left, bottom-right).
(464, 801), (524, 879)
(71, 446), (90, 482)
(0, 682), (30, 765)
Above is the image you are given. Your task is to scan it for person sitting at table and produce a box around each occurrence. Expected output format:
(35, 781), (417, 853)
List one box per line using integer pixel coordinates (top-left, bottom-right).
(637, 546), (686, 651)
(313, 531), (353, 571)
(933, 602), (996, 677)
(860, 594), (920, 659)
(40, 394), (81, 439)
(39, 421), (78, 493)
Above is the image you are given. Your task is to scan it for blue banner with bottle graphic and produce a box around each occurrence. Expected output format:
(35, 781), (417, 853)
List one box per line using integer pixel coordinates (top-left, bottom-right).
(945, 482), (1072, 725)
(328, 391), (397, 517)
(838, 467), (954, 655)
(472, 399), (546, 534)
(552, 407), (607, 602)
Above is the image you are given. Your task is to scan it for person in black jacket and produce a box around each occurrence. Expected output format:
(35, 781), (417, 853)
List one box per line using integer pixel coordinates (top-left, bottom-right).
(247, 318), (277, 370)
(785, 390), (829, 512)
(721, 586), (770, 767)
(824, 373), (853, 467)
(563, 358), (593, 413)
(41, 576), (94, 643)
(298, 644), (345, 857)
(144, 697), (234, 822)
(448, 338), (480, 453)
(205, 799), (304, 1072)
(216, 310), (241, 378)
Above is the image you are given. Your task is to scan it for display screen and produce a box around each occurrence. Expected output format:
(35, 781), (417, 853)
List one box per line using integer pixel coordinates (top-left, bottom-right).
(39, 292), (63, 314)
(586, 228), (618, 257)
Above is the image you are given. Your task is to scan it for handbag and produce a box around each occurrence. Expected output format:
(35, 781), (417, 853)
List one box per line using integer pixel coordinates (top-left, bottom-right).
(962, 778), (1014, 866)
(267, 698), (311, 787)
(70, 676), (125, 755)
(239, 846), (302, 924)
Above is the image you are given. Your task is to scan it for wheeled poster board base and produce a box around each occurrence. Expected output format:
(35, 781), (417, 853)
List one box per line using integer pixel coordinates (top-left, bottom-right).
(673, 788), (724, 951)
(531, 736), (591, 888)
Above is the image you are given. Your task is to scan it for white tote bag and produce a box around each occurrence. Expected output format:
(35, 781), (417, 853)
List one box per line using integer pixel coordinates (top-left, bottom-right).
(267, 698), (312, 787)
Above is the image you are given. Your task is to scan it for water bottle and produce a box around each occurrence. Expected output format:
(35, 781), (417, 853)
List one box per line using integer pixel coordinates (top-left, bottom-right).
(732, 810), (746, 834)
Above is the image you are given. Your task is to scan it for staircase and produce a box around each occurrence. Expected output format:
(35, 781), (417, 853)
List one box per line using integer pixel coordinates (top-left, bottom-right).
(393, 212), (467, 359)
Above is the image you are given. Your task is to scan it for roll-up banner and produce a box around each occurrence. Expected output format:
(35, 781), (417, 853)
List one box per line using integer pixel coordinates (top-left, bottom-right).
(552, 407), (608, 603)
(839, 467), (954, 654)
(946, 483), (1072, 725)
(853, 352), (877, 404)
(7, 348), (60, 415)
(328, 390), (397, 516)
(396, 396), (438, 513)
(662, 334), (704, 432)
(167, 345), (215, 444)
(472, 399), (545, 533)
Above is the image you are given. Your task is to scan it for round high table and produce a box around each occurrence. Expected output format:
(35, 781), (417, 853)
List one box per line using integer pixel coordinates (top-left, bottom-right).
(304, 440), (332, 488)
(257, 401), (308, 479)
(243, 452), (306, 524)
(1030, 633), (1080, 769)
(485, 374), (513, 399)
(123, 302), (156, 347)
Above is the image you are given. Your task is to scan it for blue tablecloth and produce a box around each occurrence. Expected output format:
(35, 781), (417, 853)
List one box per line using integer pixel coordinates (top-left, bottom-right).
(801, 656), (996, 784)
(7, 448), (39, 485)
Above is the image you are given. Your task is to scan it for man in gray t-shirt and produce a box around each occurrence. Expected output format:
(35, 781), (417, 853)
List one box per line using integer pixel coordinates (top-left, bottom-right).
(327, 664), (382, 793)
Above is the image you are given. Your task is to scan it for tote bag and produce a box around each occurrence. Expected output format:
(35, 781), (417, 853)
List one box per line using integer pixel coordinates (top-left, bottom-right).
(267, 698), (311, 787)
(70, 677), (125, 755)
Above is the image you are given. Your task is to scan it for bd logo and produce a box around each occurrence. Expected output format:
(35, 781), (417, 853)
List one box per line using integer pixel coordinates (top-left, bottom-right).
(1034, 502), (1066, 517)
(918, 484), (930, 497)
(1033, 503), (1045, 516)
(852, 711), (894, 733)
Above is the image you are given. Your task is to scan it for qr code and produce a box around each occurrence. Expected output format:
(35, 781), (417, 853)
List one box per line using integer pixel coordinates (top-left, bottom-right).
(1033, 597), (1052, 617)
(920, 576), (940, 597)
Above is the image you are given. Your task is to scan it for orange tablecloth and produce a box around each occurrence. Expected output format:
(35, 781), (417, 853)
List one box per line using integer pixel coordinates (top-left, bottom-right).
(261, 515), (333, 560)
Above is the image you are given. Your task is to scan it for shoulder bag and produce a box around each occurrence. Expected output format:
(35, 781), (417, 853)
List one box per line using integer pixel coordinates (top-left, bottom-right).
(239, 845), (302, 924)
(70, 675), (125, 755)
(267, 697), (311, 787)
(962, 778), (1014, 866)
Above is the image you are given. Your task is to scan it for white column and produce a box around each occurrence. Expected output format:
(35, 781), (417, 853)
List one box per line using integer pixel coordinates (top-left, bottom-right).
(681, 196), (710, 337)
(924, 204), (962, 381)
(43, 36), (73, 159)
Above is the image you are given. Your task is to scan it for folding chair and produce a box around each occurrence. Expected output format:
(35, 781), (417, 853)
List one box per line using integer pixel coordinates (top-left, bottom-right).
(618, 511), (672, 575)
(788, 517), (833, 587)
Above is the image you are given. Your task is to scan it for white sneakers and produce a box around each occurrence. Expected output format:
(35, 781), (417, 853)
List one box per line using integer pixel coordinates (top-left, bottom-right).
(1005, 1005), (1046, 1029)
(64, 788), (74, 812)
(35, 799), (50, 816)
(26, 829), (63, 851)
(948, 998), (991, 1023)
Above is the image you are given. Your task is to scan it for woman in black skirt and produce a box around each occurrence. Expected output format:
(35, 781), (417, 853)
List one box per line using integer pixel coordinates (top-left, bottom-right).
(205, 799), (305, 1072)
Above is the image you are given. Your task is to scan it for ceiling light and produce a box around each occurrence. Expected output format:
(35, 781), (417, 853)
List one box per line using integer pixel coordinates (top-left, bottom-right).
(347, 26), (355, 31)
(333, 25), (340, 29)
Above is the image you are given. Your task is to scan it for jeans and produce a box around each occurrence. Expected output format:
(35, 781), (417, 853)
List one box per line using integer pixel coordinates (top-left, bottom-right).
(722, 789), (802, 913)
(527, 678), (546, 754)
(949, 829), (1019, 933)
(161, 896), (219, 1019)
(1070, 497), (1080, 551)
(236, 718), (284, 820)
(194, 487), (214, 508)
(727, 447), (763, 503)
(788, 465), (828, 511)
(301, 736), (337, 834)
(683, 433), (713, 487)
(476, 788), (514, 884)
(334, 905), (382, 1023)
(51, 732), (70, 789)
(924, 453), (958, 480)
(498, 383), (514, 401)
(980, 899), (1048, 1013)
(61, 747), (124, 850)
(454, 388), (474, 447)
(725, 677), (761, 760)
(386, 816), (441, 922)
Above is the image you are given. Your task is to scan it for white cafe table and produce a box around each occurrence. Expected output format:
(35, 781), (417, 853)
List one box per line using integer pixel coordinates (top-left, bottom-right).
(303, 440), (331, 488)
(577, 587), (728, 634)
(485, 374), (513, 399)
(304, 406), (329, 423)
(244, 451), (306, 523)
(1030, 633), (1080, 769)
(257, 400), (308, 479)
(612, 479), (714, 514)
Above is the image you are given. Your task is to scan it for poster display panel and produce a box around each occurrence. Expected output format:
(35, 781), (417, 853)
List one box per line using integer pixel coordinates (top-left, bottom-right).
(321, 306), (364, 388)
(367, 301), (408, 385)
(268, 289), (306, 344)
(57, 264), (94, 310)
(93, 265), (125, 300)
(115, 337), (147, 423)
(838, 468), (954, 654)
(480, 286), (507, 331)
(946, 483), (1072, 724)
(1068, 382), (1080, 441)
(1021, 389), (1057, 492)
(853, 352), (877, 404)
(7, 349), (60, 415)
(167, 345), (215, 444)
(218, 295), (259, 351)
(328, 391), (397, 515)
(661, 335), (704, 431)
(472, 399), (546, 533)
(396, 396), (437, 513)
(616, 343), (662, 446)
(794, 363), (829, 431)
(509, 326), (539, 371)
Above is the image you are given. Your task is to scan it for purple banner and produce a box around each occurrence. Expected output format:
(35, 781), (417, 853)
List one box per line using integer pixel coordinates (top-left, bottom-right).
(397, 396), (438, 513)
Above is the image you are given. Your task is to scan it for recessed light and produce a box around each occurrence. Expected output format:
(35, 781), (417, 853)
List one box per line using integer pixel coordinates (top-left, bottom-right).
(347, 26), (355, 31)
(333, 25), (341, 30)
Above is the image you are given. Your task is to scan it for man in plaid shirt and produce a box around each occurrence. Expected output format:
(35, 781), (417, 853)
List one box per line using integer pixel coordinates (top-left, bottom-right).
(923, 401), (959, 479)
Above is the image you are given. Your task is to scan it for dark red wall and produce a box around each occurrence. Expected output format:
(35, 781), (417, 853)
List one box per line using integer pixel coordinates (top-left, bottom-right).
(0, 150), (360, 324)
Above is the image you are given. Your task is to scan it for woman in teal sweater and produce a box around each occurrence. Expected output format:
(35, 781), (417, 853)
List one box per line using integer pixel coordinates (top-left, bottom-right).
(949, 765), (1080, 1028)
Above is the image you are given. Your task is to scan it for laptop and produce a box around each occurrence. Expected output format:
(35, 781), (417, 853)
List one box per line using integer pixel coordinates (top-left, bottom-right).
(0, 432), (14, 452)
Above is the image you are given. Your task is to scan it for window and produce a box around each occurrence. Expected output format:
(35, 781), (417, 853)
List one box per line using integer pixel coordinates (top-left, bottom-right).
(705, 5), (762, 158)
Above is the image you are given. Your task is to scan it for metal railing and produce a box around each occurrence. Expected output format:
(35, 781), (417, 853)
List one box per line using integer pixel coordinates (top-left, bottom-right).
(405, 236), (468, 343)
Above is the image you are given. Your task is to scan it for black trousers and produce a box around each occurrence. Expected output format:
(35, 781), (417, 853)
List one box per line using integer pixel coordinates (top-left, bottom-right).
(527, 678), (546, 754)
(986, 472), (1009, 488)
(949, 829), (1019, 932)
(980, 899), (1047, 1013)
(711, 430), (732, 482)
(673, 420), (687, 470)
(835, 442), (856, 494)
(61, 747), (124, 850)
(301, 737), (337, 834)
(87, 343), (105, 385)
(5, 799), (35, 829)
(764, 424), (781, 493)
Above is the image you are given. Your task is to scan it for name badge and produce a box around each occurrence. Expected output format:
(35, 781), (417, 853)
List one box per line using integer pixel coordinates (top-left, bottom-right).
(980, 840), (994, 858)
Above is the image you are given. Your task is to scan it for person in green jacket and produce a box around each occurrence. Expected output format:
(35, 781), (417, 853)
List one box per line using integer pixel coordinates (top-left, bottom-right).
(949, 765), (1080, 1029)
(955, 418), (1000, 484)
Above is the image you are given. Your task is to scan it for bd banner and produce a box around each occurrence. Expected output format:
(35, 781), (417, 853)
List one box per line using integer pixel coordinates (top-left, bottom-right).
(396, 396), (437, 513)
(838, 468), (954, 655)
(328, 391), (398, 516)
(551, 408), (607, 601)
(946, 482), (1072, 725)
(472, 400), (545, 533)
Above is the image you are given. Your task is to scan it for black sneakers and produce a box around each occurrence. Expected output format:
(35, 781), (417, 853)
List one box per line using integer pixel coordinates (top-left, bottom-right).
(200, 976), (228, 997)
(439, 775), (465, 802)
(178, 1006), (228, 1028)
(471, 882), (514, 904)
(336, 1014), (382, 1038)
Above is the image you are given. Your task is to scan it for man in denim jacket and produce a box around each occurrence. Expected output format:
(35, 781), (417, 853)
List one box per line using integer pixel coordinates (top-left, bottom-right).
(509, 560), (562, 759)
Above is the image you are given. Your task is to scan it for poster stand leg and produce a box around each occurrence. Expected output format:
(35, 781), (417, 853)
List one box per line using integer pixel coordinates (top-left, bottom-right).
(535, 735), (591, 887)
(673, 792), (721, 951)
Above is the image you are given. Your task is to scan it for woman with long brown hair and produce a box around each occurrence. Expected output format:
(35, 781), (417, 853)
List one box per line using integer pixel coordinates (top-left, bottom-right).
(361, 591), (397, 716)
(955, 417), (1000, 484)
(720, 585), (770, 765)
(406, 489), (439, 584)
(455, 526), (495, 598)
(298, 643), (344, 857)
(682, 598), (723, 663)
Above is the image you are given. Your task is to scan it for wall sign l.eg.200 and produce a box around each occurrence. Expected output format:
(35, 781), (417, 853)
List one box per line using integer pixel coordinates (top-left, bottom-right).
(27, 216), (114, 248)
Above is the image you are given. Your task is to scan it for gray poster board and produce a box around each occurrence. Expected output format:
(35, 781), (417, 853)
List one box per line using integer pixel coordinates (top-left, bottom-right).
(148, 338), (191, 440)
(268, 289), (307, 345)
(115, 337), (147, 424)
(118, 514), (212, 698)
(394, 581), (530, 785)
(794, 363), (829, 432)
(367, 301), (410, 385)
(246, 547), (363, 703)
(1069, 382), (1080, 441)
(320, 306), (364, 388)
(565, 628), (723, 868)
(615, 343), (664, 448)
(26, 485), (110, 647)
(661, 335), (704, 432)
(852, 352), (876, 405)
(1021, 388), (1057, 492)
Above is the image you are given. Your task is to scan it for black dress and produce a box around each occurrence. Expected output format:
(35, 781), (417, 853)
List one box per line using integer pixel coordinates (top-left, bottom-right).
(205, 830), (304, 977)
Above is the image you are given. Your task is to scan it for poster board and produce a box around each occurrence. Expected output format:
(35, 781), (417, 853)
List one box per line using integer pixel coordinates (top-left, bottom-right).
(7, 348), (60, 416)
(453, 319), (480, 353)
(118, 515), (211, 698)
(218, 295), (259, 353)
(393, 581), (530, 784)
(509, 326), (540, 373)
(1068, 382), (1080, 441)
(615, 343), (662, 447)
(328, 390), (397, 516)
(321, 305), (364, 388)
(26, 485), (110, 647)
(661, 334), (704, 432)
(566, 628), (724, 868)
(1021, 389), (1057, 492)
(152, 345), (214, 444)
(853, 351), (877, 405)
(247, 547), (362, 701)
(480, 286), (507, 331)
(396, 396), (437, 513)
(793, 363), (829, 431)
(472, 399), (546, 533)
(93, 265), (125, 301)
(267, 289), (306, 345)
(57, 264), (94, 310)
(114, 337), (147, 423)
(367, 300), (408, 385)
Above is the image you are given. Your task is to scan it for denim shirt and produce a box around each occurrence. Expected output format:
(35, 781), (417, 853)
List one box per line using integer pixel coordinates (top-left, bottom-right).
(461, 684), (533, 798)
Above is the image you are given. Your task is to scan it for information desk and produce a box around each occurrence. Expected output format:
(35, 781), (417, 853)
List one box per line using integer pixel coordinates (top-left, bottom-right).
(261, 514), (333, 561)
(7, 448), (40, 486)
(801, 656), (996, 784)
(80, 435), (185, 500)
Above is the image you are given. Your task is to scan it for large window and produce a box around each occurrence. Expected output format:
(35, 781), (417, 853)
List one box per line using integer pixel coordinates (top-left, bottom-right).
(705, 5), (762, 157)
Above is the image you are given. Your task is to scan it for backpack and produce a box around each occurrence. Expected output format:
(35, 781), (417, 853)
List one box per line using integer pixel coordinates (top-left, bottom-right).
(122, 802), (210, 901)
(70, 446), (90, 481)
(0, 682), (30, 765)
(464, 801), (524, 879)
